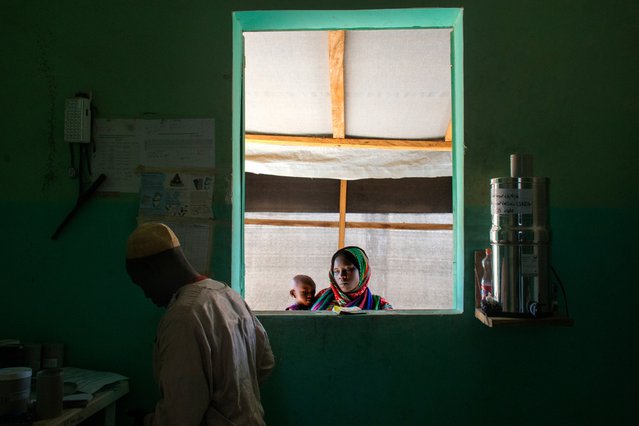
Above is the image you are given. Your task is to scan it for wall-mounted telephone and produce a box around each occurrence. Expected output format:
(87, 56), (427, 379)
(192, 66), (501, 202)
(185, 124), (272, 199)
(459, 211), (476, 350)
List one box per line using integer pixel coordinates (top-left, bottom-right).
(64, 96), (91, 143)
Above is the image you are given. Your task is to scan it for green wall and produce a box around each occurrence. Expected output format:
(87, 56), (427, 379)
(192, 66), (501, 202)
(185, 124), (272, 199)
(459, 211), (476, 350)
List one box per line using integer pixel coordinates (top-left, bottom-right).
(1, 1), (637, 425)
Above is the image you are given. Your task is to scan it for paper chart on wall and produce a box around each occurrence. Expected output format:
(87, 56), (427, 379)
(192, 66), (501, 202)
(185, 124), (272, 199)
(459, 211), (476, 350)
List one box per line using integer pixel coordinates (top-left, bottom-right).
(139, 171), (214, 219)
(92, 118), (215, 193)
(91, 119), (141, 193)
(141, 119), (215, 169)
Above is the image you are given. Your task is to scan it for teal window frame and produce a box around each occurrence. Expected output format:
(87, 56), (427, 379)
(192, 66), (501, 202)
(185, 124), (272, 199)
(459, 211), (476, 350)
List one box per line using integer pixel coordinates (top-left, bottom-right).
(231, 8), (464, 313)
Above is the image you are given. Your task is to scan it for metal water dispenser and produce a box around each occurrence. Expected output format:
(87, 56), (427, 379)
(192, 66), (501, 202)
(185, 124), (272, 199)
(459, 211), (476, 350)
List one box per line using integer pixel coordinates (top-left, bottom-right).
(490, 154), (555, 317)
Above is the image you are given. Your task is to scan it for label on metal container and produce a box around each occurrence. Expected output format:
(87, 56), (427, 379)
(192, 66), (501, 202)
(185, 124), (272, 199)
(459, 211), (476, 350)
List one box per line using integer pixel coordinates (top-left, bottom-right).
(491, 188), (533, 215)
(42, 358), (59, 368)
(520, 253), (539, 276)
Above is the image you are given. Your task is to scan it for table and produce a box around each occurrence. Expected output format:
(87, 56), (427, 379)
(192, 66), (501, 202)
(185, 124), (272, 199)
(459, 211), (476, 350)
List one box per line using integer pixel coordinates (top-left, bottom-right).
(34, 381), (129, 426)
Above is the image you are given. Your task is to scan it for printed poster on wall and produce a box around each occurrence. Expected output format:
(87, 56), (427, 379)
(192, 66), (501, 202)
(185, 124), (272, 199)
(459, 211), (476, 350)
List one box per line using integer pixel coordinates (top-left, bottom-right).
(138, 171), (214, 219)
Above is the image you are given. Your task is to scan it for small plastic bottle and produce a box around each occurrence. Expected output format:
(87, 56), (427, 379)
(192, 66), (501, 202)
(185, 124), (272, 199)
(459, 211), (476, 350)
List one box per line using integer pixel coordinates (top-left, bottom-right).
(480, 248), (493, 302)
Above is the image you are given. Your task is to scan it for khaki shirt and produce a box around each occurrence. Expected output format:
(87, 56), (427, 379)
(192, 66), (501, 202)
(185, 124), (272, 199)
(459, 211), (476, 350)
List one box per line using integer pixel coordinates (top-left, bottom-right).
(145, 279), (274, 426)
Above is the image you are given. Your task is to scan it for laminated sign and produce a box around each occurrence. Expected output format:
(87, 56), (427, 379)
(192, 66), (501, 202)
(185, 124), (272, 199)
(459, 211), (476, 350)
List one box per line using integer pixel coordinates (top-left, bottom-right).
(491, 188), (533, 215)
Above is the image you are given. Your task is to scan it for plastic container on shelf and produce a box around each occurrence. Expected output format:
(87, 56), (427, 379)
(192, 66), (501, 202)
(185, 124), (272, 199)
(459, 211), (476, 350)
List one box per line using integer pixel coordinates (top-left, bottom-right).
(480, 248), (493, 301)
(0, 367), (32, 418)
(480, 248), (502, 316)
(36, 368), (64, 420)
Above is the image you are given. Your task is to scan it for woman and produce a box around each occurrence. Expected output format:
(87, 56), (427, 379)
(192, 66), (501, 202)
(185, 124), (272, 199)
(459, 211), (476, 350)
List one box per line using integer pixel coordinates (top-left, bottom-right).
(311, 246), (392, 310)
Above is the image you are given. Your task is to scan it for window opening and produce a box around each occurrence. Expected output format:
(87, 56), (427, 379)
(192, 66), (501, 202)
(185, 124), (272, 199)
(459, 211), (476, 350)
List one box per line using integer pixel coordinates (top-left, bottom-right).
(232, 9), (464, 312)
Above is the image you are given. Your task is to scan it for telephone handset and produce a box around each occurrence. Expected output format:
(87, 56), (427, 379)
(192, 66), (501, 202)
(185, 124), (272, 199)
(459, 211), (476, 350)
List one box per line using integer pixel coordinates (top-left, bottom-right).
(52, 92), (106, 240)
(64, 96), (91, 143)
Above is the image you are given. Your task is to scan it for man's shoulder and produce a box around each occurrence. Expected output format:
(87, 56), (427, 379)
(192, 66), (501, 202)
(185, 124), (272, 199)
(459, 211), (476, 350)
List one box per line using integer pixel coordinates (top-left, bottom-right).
(197, 279), (243, 302)
(171, 279), (248, 313)
(174, 279), (230, 302)
(197, 278), (229, 292)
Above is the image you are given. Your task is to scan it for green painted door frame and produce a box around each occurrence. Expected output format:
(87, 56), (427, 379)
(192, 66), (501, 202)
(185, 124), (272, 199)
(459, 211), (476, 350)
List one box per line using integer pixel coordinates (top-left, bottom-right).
(232, 8), (464, 312)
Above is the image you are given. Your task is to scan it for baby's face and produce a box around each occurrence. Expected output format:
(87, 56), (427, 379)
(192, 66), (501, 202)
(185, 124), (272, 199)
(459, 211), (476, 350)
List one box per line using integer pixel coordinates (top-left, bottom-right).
(292, 282), (315, 306)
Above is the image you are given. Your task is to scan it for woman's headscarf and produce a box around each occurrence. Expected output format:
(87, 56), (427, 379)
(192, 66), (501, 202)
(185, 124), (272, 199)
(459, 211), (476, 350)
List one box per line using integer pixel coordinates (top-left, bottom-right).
(311, 246), (391, 310)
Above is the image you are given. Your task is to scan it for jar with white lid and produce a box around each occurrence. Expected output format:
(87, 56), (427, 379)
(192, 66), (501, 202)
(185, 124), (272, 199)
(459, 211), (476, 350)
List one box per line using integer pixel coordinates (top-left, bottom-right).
(0, 367), (32, 418)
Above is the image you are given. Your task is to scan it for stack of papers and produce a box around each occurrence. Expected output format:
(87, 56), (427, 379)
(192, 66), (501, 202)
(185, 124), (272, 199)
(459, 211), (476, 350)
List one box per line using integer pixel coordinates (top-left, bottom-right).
(62, 367), (127, 395)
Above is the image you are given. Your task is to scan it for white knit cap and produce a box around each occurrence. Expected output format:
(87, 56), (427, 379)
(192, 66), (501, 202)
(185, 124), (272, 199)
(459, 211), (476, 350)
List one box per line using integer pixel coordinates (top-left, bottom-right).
(126, 222), (180, 259)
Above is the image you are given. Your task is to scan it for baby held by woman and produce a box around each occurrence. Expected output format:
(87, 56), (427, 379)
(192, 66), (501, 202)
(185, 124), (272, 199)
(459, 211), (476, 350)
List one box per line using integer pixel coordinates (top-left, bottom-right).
(285, 275), (316, 310)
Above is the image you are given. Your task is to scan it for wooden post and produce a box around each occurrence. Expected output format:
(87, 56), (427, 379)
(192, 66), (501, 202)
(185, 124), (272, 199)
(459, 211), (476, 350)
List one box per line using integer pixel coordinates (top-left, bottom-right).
(329, 30), (348, 248)
(338, 180), (347, 248)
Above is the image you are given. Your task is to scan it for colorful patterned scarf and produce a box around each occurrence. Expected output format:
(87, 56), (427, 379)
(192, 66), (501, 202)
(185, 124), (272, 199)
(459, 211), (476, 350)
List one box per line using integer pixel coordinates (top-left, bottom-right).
(311, 246), (391, 310)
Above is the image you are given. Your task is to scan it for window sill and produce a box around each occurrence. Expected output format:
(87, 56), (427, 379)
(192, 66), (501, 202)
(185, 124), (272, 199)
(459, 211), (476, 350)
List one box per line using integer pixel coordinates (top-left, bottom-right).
(254, 308), (463, 316)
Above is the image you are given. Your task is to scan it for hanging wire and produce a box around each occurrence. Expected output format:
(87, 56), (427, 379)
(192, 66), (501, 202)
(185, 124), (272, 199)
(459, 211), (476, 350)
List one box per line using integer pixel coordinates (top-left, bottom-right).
(78, 144), (84, 195)
(551, 265), (569, 318)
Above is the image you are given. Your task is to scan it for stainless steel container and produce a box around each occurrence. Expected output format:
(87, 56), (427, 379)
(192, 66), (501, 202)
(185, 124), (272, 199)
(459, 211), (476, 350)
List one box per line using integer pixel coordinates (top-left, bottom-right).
(489, 155), (554, 316)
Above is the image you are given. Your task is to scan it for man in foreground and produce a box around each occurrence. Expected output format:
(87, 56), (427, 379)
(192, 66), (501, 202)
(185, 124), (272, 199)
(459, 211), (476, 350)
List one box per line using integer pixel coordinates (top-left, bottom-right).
(125, 222), (275, 425)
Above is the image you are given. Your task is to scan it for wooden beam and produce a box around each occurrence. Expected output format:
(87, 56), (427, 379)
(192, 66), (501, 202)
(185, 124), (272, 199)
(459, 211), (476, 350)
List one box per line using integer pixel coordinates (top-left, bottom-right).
(244, 218), (453, 231)
(348, 222), (452, 231)
(445, 120), (453, 142)
(338, 180), (347, 248)
(329, 30), (346, 139)
(245, 133), (452, 151)
(246, 218), (337, 228)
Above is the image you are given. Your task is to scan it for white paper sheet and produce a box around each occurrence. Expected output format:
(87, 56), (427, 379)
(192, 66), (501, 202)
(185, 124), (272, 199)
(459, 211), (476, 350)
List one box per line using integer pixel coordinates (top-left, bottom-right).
(142, 119), (215, 169)
(62, 367), (127, 395)
(92, 118), (215, 193)
(92, 119), (141, 193)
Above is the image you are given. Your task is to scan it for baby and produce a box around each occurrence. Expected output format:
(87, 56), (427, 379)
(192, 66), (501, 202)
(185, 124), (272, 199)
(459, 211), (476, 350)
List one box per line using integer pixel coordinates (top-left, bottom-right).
(285, 275), (316, 311)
